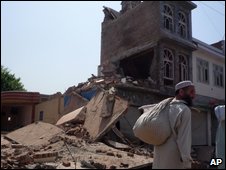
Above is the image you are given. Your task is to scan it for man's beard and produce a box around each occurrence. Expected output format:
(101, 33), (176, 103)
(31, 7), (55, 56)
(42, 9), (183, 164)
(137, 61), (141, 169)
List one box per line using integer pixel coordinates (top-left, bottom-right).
(181, 94), (193, 106)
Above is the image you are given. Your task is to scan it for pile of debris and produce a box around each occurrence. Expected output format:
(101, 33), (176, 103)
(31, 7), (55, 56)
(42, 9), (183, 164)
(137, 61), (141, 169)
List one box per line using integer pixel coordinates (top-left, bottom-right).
(63, 123), (91, 142)
(1, 121), (153, 169)
(1, 73), (157, 168)
(64, 74), (157, 101)
(1, 121), (210, 169)
(1, 75), (214, 169)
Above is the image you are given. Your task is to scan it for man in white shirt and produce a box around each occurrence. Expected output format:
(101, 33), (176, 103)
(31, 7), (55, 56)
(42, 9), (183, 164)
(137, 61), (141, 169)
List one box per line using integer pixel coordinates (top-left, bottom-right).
(153, 80), (196, 169)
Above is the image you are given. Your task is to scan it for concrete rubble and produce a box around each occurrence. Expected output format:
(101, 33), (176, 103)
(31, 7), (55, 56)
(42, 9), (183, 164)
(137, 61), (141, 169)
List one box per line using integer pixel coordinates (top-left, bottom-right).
(1, 75), (211, 169)
(1, 76), (155, 169)
(1, 122), (153, 169)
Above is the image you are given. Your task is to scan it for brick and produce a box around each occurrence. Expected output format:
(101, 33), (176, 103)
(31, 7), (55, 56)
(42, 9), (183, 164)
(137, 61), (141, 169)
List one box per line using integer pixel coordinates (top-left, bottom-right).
(33, 151), (58, 163)
(11, 144), (24, 148)
(106, 152), (115, 156)
(14, 149), (22, 155)
(116, 153), (122, 158)
(62, 160), (71, 167)
(15, 152), (32, 164)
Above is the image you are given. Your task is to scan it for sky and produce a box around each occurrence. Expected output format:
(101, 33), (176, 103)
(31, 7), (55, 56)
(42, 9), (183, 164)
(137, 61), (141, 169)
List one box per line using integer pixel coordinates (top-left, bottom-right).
(1, 1), (225, 95)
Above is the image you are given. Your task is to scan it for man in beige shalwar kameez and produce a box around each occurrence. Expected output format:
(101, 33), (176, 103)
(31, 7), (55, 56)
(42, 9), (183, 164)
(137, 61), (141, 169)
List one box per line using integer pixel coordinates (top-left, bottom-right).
(153, 80), (196, 169)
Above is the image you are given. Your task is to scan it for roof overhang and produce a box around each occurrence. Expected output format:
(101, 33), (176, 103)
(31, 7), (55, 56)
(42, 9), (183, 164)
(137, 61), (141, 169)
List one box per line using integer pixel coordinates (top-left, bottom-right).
(1, 91), (40, 104)
(192, 38), (225, 60)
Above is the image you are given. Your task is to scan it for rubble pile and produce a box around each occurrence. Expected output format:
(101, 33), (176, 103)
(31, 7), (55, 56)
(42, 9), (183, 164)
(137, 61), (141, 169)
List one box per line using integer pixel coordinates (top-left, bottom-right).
(1, 143), (32, 169)
(65, 74), (156, 99)
(128, 145), (154, 157)
(63, 123), (91, 142)
(1, 121), (153, 169)
(1, 75), (214, 169)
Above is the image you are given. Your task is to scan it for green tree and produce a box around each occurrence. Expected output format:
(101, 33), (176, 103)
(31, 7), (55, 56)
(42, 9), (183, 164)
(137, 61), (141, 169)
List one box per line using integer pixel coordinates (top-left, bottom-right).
(1, 65), (26, 91)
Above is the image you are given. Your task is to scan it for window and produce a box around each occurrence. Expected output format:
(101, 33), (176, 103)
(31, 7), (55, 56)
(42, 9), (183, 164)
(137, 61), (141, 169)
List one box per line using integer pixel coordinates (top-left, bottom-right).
(197, 58), (209, 84)
(39, 111), (44, 121)
(179, 54), (188, 81)
(213, 64), (224, 87)
(178, 12), (187, 38)
(163, 4), (174, 32)
(163, 49), (174, 85)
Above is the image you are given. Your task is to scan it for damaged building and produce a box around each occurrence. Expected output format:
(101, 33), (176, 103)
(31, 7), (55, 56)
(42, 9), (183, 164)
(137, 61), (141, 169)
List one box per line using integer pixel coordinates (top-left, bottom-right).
(1, 1), (225, 169)
(100, 1), (196, 90)
(98, 1), (225, 147)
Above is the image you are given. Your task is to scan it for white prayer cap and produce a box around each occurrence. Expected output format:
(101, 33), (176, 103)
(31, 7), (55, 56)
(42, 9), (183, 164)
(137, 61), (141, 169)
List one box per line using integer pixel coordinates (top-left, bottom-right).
(175, 80), (194, 91)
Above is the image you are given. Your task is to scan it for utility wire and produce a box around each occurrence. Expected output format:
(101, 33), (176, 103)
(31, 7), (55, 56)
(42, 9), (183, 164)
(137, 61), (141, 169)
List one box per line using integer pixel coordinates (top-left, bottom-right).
(197, 1), (224, 40)
(198, 1), (225, 16)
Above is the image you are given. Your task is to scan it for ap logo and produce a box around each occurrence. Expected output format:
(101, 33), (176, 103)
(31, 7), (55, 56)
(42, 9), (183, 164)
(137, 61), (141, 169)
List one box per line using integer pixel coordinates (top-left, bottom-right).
(210, 158), (223, 166)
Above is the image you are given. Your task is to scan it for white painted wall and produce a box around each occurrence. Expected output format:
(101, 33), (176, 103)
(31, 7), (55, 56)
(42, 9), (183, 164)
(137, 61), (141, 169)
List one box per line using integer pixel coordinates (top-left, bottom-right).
(192, 44), (225, 100)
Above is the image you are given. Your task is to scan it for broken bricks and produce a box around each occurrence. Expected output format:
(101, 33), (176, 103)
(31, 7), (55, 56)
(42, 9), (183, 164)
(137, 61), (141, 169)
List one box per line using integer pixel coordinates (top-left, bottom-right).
(1, 81), (154, 169)
(15, 152), (33, 164)
(33, 151), (58, 163)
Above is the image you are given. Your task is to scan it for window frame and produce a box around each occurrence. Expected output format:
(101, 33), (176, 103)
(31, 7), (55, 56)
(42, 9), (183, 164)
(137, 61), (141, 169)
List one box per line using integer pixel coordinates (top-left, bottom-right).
(196, 58), (209, 84)
(179, 54), (188, 81)
(213, 63), (224, 88)
(162, 4), (174, 32)
(178, 11), (187, 38)
(163, 48), (174, 80)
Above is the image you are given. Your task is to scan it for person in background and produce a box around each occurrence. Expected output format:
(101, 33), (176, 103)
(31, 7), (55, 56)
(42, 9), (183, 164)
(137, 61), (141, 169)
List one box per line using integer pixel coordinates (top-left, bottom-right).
(214, 105), (225, 169)
(153, 80), (196, 169)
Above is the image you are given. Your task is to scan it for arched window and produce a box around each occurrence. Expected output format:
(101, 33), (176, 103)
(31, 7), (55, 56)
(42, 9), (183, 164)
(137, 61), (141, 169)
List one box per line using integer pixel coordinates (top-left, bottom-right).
(163, 49), (174, 80)
(163, 4), (174, 32)
(178, 12), (187, 38)
(179, 54), (188, 81)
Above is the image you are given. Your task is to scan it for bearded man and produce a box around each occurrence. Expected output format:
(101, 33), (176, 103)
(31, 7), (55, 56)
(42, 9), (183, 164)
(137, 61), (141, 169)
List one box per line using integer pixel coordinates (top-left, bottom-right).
(153, 80), (196, 169)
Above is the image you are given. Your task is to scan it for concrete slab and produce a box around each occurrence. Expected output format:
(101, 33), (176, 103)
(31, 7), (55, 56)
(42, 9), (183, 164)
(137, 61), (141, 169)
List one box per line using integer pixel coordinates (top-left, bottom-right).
(5, 121), (63, 146)
(56, 106), (86, 126)
(83, 91), (128, 141)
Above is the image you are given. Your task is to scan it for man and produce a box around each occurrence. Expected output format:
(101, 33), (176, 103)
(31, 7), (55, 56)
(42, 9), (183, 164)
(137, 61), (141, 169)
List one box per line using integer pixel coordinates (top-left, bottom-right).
(153, 80), (196, 169)
(214, 105), (225, 169)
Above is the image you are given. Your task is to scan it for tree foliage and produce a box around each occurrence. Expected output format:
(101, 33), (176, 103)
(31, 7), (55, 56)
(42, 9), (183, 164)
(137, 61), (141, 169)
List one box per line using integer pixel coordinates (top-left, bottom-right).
(1, 65), (26, 91)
